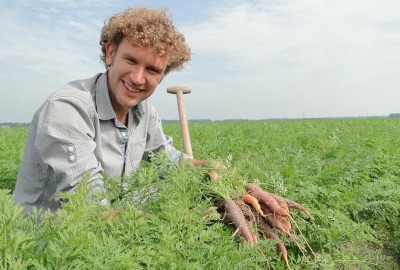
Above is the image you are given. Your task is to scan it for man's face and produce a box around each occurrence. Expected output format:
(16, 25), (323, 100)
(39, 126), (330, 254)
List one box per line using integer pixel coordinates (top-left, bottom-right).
(105, 38), (169, 115)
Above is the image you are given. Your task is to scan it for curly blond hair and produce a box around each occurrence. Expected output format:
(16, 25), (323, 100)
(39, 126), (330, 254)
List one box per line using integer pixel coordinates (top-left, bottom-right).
(100, 7), (191, 75)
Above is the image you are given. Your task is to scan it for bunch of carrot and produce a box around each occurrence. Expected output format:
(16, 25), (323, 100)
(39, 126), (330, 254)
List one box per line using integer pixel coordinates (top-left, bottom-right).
(222, 183), (313, 269)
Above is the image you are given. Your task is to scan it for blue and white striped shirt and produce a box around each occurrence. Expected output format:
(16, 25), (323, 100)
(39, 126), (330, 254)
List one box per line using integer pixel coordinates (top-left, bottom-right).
(13, 72), (185, 212)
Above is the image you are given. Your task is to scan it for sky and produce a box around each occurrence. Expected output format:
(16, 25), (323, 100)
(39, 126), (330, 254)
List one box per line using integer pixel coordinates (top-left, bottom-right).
(1, 0), (399, 122)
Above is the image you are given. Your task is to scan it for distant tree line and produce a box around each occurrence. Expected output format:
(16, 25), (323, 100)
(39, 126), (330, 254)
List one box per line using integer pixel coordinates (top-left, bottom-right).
(0, 122), (30, 128)
(162, 119), (213, 123)
(2, 114), (400, 127)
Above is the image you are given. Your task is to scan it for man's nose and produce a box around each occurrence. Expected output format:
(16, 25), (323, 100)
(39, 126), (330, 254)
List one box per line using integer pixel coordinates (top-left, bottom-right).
(130, 66), (146, 85)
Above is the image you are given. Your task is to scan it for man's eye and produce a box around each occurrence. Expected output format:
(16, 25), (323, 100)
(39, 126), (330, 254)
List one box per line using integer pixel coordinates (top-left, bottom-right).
(126, 58), (136, 64)
(147, 68), (160, 75)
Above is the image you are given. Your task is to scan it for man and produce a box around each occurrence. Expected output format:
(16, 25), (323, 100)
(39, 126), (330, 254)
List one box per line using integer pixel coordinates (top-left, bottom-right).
(13, 7), (214, 213)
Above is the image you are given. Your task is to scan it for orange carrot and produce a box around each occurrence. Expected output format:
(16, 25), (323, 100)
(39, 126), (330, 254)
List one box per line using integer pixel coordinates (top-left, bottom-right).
(225, 199), (255, 245)
(245, 183), (263, 192)
(245, 183), (289, 216)
(272, 194), (314, 219)
(267, 193), (289, 210)
(286, 201), (313, 219)
(277, 215), (292, 233)
(260, 204), (291, 234)
(250, 190), (289, 217)
(259, 218), (290, 268)
(243, 194), (266, 217)
(246, 182), (311, 214)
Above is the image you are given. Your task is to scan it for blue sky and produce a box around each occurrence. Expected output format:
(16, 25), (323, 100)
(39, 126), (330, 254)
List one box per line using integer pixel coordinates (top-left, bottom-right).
(1, 0), (399, 122)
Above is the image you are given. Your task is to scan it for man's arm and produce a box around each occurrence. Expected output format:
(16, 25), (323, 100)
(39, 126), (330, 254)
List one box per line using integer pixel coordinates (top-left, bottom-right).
(34, 95), (104, 207)
(143, 103), (223, 181)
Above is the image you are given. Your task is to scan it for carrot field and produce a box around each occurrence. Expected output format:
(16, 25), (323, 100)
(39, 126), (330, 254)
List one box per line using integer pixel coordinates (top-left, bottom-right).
(1, 118), (400, 269)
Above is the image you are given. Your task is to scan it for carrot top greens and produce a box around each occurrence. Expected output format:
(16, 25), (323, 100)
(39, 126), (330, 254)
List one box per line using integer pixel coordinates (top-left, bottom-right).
(1, 118), (400, 269)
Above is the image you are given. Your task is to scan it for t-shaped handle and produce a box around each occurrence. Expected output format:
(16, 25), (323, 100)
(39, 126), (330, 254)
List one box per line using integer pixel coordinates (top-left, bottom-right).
(167, 86), (193, 158)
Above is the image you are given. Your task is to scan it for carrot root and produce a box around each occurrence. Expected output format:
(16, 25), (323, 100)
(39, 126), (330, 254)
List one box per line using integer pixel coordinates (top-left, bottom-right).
(260, 203), (291, 234)
(246, 183), (313, 220)
(220, 182), (312, 268)
(259, 219), (291, 269)
(245, 183), (263, 192)
(243, 194), (266, 217)
(225, 199), (255, 245)
(270, 193), (313, 220)
(250, 190), (289, 217)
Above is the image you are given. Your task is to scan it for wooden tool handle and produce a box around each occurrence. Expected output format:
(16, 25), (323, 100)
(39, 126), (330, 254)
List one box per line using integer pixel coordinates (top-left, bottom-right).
(176, 90), (193, 157)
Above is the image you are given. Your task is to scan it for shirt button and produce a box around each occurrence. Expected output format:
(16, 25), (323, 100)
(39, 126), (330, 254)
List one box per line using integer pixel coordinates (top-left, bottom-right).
(67, 146), (74, 152)
(69, 155), (75, 161)
(121, 132), (127, 137)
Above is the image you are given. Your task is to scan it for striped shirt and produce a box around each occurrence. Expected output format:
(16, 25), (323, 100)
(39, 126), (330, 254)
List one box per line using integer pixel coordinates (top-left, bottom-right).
(13, 72), (184, 212)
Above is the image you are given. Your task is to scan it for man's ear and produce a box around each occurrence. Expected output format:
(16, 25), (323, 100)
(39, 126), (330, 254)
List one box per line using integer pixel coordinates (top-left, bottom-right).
(105, 42), (115, 66)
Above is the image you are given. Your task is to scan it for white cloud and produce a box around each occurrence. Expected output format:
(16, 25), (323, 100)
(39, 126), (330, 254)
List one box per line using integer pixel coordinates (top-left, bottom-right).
(166, 0), (400, 119)
(1, 0), (399, 122)
(0, 2), (105, 122)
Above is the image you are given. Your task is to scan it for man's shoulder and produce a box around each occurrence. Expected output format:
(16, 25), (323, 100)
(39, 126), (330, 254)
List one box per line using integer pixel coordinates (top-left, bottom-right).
(66, 73), (103, 92)
(49, 73), (103, 104)
(61, 73), (102, 96)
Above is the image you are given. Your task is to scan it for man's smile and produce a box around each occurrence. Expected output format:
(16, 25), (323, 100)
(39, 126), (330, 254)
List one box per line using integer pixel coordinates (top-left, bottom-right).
(123, 80), (142, 93)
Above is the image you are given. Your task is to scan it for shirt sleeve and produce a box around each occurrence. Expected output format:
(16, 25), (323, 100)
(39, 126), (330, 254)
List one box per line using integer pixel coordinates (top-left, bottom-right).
(35, 95), (105, 197)
(143, 104), (189, 163)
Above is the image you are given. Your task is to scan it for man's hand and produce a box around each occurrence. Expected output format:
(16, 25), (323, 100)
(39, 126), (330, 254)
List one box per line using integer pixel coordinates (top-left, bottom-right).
(186, 159), (226, 182)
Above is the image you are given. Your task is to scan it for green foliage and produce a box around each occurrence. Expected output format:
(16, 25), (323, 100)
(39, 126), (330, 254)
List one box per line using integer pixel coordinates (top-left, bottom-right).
(0, 128), (27, 191)
(1, 118), (400, 269)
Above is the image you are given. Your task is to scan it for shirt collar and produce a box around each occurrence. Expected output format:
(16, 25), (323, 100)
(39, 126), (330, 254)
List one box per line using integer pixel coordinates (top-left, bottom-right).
(95, 72), (145, 122)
